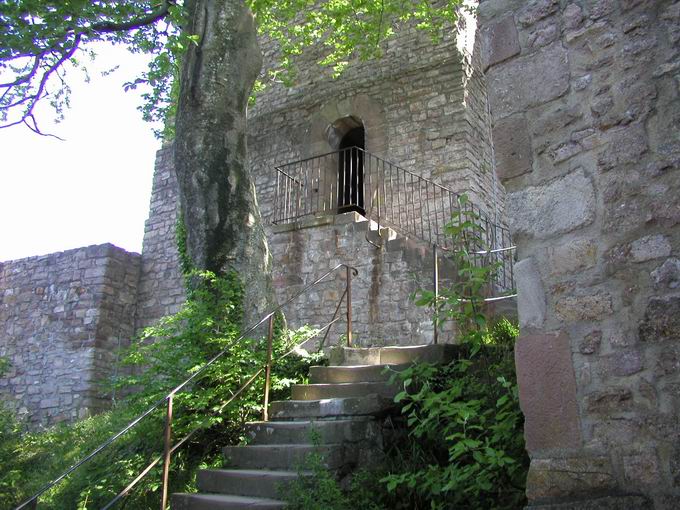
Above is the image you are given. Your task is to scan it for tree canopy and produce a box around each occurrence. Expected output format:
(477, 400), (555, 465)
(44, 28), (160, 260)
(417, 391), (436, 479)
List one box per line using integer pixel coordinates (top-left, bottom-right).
(0, 0), (462, 137)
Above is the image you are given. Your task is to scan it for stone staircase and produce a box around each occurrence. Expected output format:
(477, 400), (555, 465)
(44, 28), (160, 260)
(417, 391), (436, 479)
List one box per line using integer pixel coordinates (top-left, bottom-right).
(172, 344), (455, 509)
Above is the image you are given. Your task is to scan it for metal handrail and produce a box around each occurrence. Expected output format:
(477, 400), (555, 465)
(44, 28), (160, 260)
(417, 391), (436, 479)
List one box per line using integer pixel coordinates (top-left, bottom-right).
(16, 263), (358, 510)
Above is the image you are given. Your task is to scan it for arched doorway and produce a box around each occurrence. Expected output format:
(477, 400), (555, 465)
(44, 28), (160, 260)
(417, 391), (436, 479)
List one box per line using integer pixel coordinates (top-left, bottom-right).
(337, 124), (365, 214)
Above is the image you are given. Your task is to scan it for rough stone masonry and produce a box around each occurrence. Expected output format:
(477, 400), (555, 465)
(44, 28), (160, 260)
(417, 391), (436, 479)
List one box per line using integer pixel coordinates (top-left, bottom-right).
(479, 0), (679, 507)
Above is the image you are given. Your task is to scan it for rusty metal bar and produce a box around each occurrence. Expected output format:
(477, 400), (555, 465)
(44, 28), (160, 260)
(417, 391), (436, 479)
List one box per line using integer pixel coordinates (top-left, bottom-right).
(263, 315), (275, 422)
(433, 244), (439, 345)
(346, 265), (353, 347)
(160, 394), (174, 510)
(319, 287), (348, 351)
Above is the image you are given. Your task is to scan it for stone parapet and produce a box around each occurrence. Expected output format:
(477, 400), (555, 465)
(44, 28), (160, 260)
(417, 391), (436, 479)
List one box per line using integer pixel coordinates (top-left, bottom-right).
(0, 244), (140, 428)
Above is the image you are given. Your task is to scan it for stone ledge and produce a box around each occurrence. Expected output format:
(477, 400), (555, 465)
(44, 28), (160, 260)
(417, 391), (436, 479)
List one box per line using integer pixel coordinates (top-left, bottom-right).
(271, 212), (366, 233)
(528, 494), (653, 509)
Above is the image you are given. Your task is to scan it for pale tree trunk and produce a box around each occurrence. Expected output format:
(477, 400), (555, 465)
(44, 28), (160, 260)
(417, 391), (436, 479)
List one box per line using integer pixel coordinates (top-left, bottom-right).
(173, 0), (274, 324)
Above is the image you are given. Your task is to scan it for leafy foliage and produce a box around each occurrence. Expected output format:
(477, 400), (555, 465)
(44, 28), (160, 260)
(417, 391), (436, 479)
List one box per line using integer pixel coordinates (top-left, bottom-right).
(0, 270), (323, 509)
(382, 197), (528, 508)
(283, 448), (390, 510)
(251, 0), (463, 83)
(0, 0), (189, 137)
(383, 321), (527, 509)
(0, 0), (464, 137)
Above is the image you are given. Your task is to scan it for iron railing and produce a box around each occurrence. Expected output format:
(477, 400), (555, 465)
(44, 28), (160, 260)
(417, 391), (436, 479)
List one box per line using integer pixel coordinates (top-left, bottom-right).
(16, 264), (358, 510)
(273, 147), (516, 295)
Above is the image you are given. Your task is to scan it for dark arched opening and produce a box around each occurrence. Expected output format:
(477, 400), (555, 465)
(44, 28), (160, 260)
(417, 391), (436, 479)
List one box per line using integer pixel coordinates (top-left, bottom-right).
(337, 125), (365, 214)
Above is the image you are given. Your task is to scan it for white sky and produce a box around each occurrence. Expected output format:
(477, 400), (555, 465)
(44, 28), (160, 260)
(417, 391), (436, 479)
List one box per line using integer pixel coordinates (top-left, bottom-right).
(0, 44), (161, 261)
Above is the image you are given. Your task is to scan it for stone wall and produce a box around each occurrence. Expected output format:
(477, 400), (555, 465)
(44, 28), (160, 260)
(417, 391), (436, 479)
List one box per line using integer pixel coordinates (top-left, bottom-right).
(134, 145), (186, 331)
(0, 244), (140, 428)
(271, 212), (459, 347)
(479, 0), (679, 507)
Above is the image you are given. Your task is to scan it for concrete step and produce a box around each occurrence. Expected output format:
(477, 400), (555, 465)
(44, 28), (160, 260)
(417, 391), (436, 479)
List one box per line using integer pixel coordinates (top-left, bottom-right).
(291, 381), (398, 400)
(309, 364), (406, 384)
(269, 394), (395, 421)
(245, 419), (373, 445)
(340, 344), (459, 366)
(196, 469), (306, 499)
(223, 444), (351, 470)
(172, 493), (285, 510)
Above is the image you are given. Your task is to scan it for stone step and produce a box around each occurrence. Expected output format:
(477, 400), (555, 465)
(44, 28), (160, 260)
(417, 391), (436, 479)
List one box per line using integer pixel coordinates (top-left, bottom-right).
(269, 395), (395, 421)
(223, 444), (351, 470)
(291, 381), (398, 400)
(196, 469), (306, 499)
(309, 364), (406, 384)
(245, 419), (373, 445)
(340, 344), (458, 366)
(172, 493), (286, 510)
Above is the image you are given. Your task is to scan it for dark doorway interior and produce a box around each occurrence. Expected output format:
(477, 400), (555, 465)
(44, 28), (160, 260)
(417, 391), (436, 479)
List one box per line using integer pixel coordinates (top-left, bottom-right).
(337, 126), (365, 214)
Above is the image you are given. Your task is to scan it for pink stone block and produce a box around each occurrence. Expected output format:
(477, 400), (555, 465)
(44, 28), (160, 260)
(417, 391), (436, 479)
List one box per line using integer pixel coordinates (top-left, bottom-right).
(515, 331), (581, 452)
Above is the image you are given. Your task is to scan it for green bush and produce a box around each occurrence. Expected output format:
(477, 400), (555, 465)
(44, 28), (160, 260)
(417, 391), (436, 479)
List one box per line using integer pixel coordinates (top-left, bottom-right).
(382, 319), (528, 509)
(381, 197), (528, 508)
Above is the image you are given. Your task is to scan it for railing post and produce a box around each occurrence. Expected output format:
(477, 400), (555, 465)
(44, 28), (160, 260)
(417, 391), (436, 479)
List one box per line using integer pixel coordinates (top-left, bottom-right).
(160, 394), (174, 510)
(433, 244), (439, 345)
(262, 315), (274, 422)
(346, 266), (353, 347)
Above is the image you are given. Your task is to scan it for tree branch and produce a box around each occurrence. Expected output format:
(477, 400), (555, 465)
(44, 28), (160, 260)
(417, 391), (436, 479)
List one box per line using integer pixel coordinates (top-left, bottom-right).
(87, 1), (175, 35)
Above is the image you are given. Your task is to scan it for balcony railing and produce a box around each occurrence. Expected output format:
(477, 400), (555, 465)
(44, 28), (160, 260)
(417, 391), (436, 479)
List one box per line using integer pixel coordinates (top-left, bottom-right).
(273, 147), (516, 296)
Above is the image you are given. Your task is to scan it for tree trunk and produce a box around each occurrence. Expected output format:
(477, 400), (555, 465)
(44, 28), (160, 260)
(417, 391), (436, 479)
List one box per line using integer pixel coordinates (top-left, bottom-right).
(173, 0), (274, 324)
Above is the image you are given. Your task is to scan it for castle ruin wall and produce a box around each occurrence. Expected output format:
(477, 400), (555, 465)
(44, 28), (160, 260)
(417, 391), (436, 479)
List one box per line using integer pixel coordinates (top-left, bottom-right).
(0, 244), (140, 428)
(479, 0), (680, 507)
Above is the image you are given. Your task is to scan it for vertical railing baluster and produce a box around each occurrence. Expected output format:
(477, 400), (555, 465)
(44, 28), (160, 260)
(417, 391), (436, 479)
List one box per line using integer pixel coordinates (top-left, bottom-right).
(448, 191), (455, 251)
(433, 244), (439, 345)
(160, 394), (174, 510)
(346, 266), (352, 347)
(418, 178), (425, 241)
(262, 315), (274, 422)
(274, 169), (280, 223)
(317, 154), (322, 213)
(440, 188), (447, 251)
(433, 186), (440, 248)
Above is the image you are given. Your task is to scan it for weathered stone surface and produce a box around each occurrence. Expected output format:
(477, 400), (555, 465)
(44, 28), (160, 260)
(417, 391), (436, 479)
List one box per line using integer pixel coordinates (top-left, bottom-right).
(629, 234), (672, 263)
(0, 245), (140, 428)
(651, 258), (680, 289)
(546, 239), (597, 276)
(482, 14), (521, 70)
(578, 330), (602, 355)
(487, 42), (570, 119)
(135, 146), (186, 331)
(639, 295), (680, 343)
(555, 292), (613, 322)
(506, 169), (595, 239)
(562, 4), (583, 30)
(515, 257), (546, 330)
(597, 124), (649, 172)
(515, 332), (581, 452)
(623, 451), (661, 486)
(599, 349), (643, 377)
(493, 113), (533, 181)
(528, 495), (652, 509)
(526, 456), (616, 502)
(584, 388), (633, 414)
(517, 0), (559, 28)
